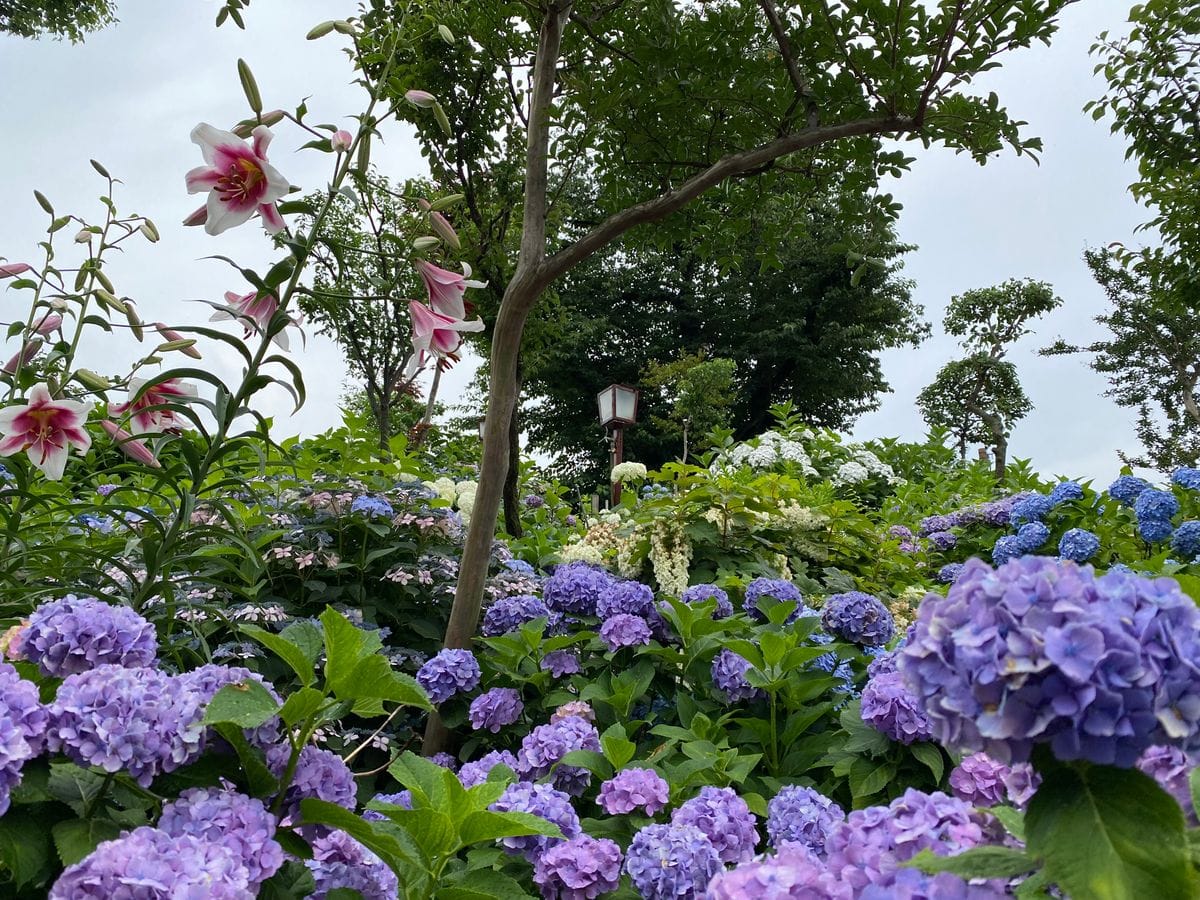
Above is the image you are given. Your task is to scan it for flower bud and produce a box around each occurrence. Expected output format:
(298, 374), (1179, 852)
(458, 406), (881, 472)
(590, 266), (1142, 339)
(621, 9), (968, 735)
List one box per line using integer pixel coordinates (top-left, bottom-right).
(0, 263), (32, 279)
(429, 193), (465, 212)
(75, 228), (92, 244)
(101, 420), (161, 468)
(237, 58), (263, 114)
(75, 368), (113, 391)
(182, 206), (208, 227)
(307, 20), (337, 39)
(332, 20), (355, 35)
(430, 211), (460, 249)
(155, 324), (202, 359)
(231, 119), (256, 139)
(330, 130), (353, 152)
(413, 236), (440, 251)
(3, 338), (43, 374)
(32, 312), (62, 335)
(405, 90), (436, 109)
(261, 109), (286, 127)
(93, 289), (127, 314)
(438, 24), (455, 44)
(125, 301), (144, 342)
(417, 198), (432, 211)
(139, 220), (160, 243)
(433, 102), (453, 137)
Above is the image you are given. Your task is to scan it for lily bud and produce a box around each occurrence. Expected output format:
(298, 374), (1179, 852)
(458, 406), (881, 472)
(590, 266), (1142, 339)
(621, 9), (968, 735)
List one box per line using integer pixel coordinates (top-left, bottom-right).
(182, 206), (208, 227)
(100, 420), (161, 468)
(2, 338), (43, 374)
(155, 324), (202, 359)
(432, 102), (453, 137)
(413, 236), (441, 251)
(75, 229), (92, 244)
(438, 24), (455, 44)
(32, 312), (62, 335)
(330, 130), (353, 152)
(417, 198), (432, 211)
(261, 109), (286, 127)
(76, 369), (114, 391)
(125, 301), (144, 342)
(429, 193), (465, 212)
(139, 220), (160, 243)
(94, 289), (127, 314)
(430, 211), (460, 249)
(307, 20), (337, 39)
(0, 263), (32, 279)
(405, 90), (436, 109)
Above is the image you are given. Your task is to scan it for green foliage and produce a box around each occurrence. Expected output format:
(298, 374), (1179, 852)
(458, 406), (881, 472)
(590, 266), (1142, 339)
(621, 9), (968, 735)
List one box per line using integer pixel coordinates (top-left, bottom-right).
(642, 352), (738, 461)
(0, 0), (115, 41)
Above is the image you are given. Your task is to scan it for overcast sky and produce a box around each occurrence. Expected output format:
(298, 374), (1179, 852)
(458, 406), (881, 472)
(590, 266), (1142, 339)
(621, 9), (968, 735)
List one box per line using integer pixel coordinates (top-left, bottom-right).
(0, 0), (1151, 484)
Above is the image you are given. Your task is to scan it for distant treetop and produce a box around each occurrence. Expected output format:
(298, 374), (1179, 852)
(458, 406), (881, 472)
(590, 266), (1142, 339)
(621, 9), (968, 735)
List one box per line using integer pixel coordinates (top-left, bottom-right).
(1, 0), (117, 42)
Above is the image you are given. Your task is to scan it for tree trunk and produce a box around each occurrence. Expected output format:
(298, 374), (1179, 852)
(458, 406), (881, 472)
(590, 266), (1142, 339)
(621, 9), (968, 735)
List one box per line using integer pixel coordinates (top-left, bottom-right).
(366, 384), (389, 454)
(992, 433), (1008, 481)
(503, 358), (524, 538)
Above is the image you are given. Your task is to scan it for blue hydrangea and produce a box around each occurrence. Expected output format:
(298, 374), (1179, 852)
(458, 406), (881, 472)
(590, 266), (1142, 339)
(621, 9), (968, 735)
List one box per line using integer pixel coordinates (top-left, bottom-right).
(1171, 522), (1200, 560)
(540, 650), (581, 678)
(918, 515), (953, 536)
(1172, 468), (1200, 491)
(680, 584), (734, 618)
(0, 663), (47, 816)
(766, 784), (844, 853)
(1059, 527), (1100, 562)
(1109, 475), (1151, 506)
(900, 556), (1200, 766)
(481, 595), (552, 637)
(158, 787), (283, 887)
(417, 648), (481, 704)
(490, 781), (582, 862)
(362, 790), (413, 821)
(350, 495), (394, 518)
(469, 687), (524, 733)
(671, 786), (759, 864)
(821, 592), (895, 647)
(599, 613), (653, 652)
(927, 530), (957, 551)
(306, 828), (399, 900)
(543, 563), (616, 616)
(596, 580), (655, 620)
(743, 577), (806, 621)
(624, 824), (722, 900)
(1014, 521), (1050, 552)
(1135, 488), (1180, 525)
(712, 649), (760, 702)
(15, 595), (157, 677)
(1140, 517), (1175, 543)
(860, 867), (1001, 899)
(936, 563), (965, 585)
(1049, 481), (1084, 505)
(503, 558), (536, 576)
(1009, 494), (1053, 526)
(991, 534), (1024, 566)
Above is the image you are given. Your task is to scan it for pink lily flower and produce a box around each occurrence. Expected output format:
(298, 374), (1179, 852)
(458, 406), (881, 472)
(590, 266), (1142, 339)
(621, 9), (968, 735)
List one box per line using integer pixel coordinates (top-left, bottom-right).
(212, 291), (299, 350)
(99, 419), (160, 469)
(413, 259), (485, 319)
(409, 300), (484, 363)
(0, 263), (32, 279)
(109, 377), (198, 435)
(32, 312), (62, 335)
(0, 383), (93, 480)
(185, 123), (290, 236)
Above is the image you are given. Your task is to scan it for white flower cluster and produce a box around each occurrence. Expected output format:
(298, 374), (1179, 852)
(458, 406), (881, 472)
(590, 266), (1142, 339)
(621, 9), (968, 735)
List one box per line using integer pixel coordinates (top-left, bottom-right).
(425, 477), (457, 504)
(558, 542), (606, 566)
(424, 477), (479, 523)
(611, 461), (648, 484)
(649, 518), (691, 596)
(557, 512), (624, 567)
(720, 430), (817, 476)
(832, 447), (899, 486)
(776, 502), (827, 531)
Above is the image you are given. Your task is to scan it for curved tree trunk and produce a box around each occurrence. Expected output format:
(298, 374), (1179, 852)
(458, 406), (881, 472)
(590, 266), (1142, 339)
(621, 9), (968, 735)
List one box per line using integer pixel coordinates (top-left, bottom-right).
(503, 358), (524, 538)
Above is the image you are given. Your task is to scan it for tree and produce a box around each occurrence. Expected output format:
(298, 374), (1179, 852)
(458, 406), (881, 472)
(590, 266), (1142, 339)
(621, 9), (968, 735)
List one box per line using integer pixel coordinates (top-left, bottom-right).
(1043, 249), (1200, 470)
(918, 280), (1060, 478)
(0, 0), (115, 40)
(642, 353), (738, 463)
(375, 0), (1075, 754)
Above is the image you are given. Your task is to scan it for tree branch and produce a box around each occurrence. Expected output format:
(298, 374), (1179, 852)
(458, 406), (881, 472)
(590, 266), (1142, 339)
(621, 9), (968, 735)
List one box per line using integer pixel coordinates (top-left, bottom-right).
(757, 0), (819, 128)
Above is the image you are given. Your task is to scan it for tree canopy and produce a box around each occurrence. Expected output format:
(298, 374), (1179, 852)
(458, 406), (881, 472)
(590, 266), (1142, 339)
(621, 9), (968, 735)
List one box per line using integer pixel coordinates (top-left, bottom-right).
(0, 0), (115, 41)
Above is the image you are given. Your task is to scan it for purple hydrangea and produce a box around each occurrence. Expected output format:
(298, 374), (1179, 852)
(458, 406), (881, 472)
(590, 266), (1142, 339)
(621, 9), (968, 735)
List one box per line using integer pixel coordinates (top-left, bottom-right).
(821, 592), (896, 647)
(918, 516), (953, 536)
(1058, 527), (1101, 562)
(597, 767), (670, 816)
(517, 716), (601, 796)
(899, 540), (920, 554)
(267, 744), (357, 824)
(417, 648), (481, 704)
(525, 494), (546, 509)
(540, 650), (581, 679)
(901, 556), (1200, 766)
(15, 595), (156, 677)
(927, 531), (958, 551)
(889, 524), (916, 540)
(363, 790), (413, 821)
(1014, 521), (1050, 552)
(533, 834), (623, 900)
(1171, 521), (1200, 559)
(680, 584), (733, 618)
(47, 666), (204, 787)
(1109, 474), (1151, 505)
(49, 826), (253, 899)
(937, 563), (965, 585)
(544, 563), (616, 616)
(0, 663), (47, 816)
(597, 580), (655, 620)
(158, 787), (283, 886)
(766, 784), (844, 853)
(469, 687), (524, 732)
(429, 752), (458, 770)
(306, 828), (399, 900)
(861, 670), (934, 744)
(1001, 764), (1041, 808)
(1172, 467), (1200, 491)
(712, 649), (760, 702)
(1137, 745), (1196, 820)
(980, 497), (1021, 526)
(708, 845), (848, 899)
(1049, 481), (1084, 505)
(490, 781), (582, 862)
(482, 595), (553, 636)
(458, 749), (519, 788)
(671, 785), (759, 863)
(179, 664), (282, 749)
(599, 613), (652, 652)
(948, 753), (1010, 807)
(743, 577), (804, 620)
(859, 867), (1007, 899)
(624, 823), (722, 900)
(1009, 494), (1053, 526)
(867, 650), (899, 679)
(350, 495), (393, 518)
(1135, 488), (1179, 525)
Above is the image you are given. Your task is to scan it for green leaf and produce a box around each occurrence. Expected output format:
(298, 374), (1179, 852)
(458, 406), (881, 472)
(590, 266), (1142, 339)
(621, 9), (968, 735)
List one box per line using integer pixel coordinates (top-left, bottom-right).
(52, 819), (122, 866)
(279, 687), (328, 727)
(1026, 761), (1196, 900)
(458, 810), (563, 846)
(906, 846), (1037, 879)
(0, 805), (55, 888)
(909, 742), (944, 782)
(299, 798), (421, 871)
(560, 749), (613, 779)
(849, 757), (895, 799)
(202, 680), (281, 728)
(336, 654), (432, 710)
(259, 860), (318, 899)
(242, 624), (316, 686)
(990, 805), (1026, 841)
(213, 723), (278, 796)
(280, 620), (325, 663)
(437, 869), (533, 900)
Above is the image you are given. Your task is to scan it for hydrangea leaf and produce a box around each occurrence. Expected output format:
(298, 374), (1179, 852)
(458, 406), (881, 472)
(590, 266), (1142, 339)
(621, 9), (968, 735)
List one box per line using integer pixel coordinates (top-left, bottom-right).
(909, 742), (945, 782)
(906, 845), (1038, 879)
(241, 624), (316, 687)
(0, 805), (56, 888)
(202, 679), (281, 728)
(258, 860), (318, 900)
(437, 868), (535, 900)
(51, 819), (122, 866)
(1026, 762), (1196, 900)
(457, 810), (563, 847)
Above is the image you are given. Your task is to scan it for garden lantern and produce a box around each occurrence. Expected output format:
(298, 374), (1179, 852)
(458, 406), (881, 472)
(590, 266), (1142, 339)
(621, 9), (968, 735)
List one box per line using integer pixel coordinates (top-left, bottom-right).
(598, 383), (639, 505)
(477, 416), (487, 441)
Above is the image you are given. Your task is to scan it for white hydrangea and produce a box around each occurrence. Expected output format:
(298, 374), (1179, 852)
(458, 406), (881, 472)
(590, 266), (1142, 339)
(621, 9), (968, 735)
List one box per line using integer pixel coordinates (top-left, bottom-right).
(745, 445), (778, 469)
(777, 440), (817, 476)
(611, 462), (648, 484)
(832, 461), (870, 485)
(455, 480), (479, 498)
(777, 502), (827, 531)
(425, 477), (457, 504)
(559, 541), (606, 566)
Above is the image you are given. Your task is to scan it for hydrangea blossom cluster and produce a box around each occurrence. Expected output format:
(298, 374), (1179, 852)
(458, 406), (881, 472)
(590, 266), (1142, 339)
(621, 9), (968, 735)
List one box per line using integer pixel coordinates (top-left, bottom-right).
(306, 828), (400, 900)
(820, 591), (895, 647)
(552, 701), (596, 723)
(936, 563), (965, 585)
(541, 649), (582, 678)
(49, 826), (254, 899)
(1058, 527), (1100, 562)
(743, 577), (806, 620)
(901, 556), (1200, 766)
(533, 835), (623, 900)
(350, 495), (393, 518)
(416, 648), (481, 704)
(860, 868), (1006, 899)
(1014, 521), (1049, 552)
(1137, 745), (1197, 820)
(679, 583), (733, 618)
(623, 823), (722, 900)
(927, 530), (957, 551)
(1171, 522), (1200, 560)
(597, 767), (670, 816)
(469, 687), (524, 732)
(671, 785), (760, 863)
(158, 787), (283, 887)
(13, 595), (157, 676)
(517, 716), (602, 795)
(1048, 481), (1084, 505)
(707, 844), (846, 899)
(362, 790), (413, 820)
(1008, 493), (1054, 526)
(180, 663), (282, 749)
(481, 594), (553, 636)
(1172, 467), (1200, 491)
(990, 534), (1023, 566)
(266, 744), (356, 824)
(765, 784), (844, 853)
(490, 781), (582, 862)
(458, 749), (519, 788)
(543, 563), (615, 616)
(712, 649), (760, 702)
(47, 665), (204, 786)
(596, 580), (655, 620)
(860, 670), (934, 744)
(599, 613), (652, 651)
(1109, 474), (1151, 505)
(948, 752), (1038, 808)
(1135, 488), (1179, 543)
(0, 662), (46, 815)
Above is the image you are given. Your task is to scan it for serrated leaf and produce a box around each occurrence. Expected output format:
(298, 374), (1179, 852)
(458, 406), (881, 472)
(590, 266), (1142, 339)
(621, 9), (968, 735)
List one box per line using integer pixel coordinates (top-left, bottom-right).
(52, 819), (122, 866)
(909, 742), (944, 782)
(203, 680), (281, 728)
(241, 624), (316, 686)
(906, 846), (1037, 879)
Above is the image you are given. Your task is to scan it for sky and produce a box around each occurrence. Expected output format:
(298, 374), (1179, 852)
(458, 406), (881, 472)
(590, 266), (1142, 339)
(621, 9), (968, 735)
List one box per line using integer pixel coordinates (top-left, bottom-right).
(0, 0), (1152, 484)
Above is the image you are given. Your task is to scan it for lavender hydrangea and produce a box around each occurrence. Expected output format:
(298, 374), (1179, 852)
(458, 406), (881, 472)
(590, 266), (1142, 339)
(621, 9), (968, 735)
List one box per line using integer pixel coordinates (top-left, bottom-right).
(867, 650), (899, 679)
(350, 495), (394, 518)
(599, 613), (652, 652)
(927, 531), (958, 551)
(624, 824), (722, 900)
(918, 515), (953, 536)
(1049, 481), (1084, 505)
(1173, 467), (1200, 491)
(1171, 521), (1200, 559)
(821, 591), (895, 647)
(158, 787), (283, 886)
(707, 844), (848, 899)
(429, 751), (458, 770)
(306, 828), (399, 900)
(47, 665), (204, 786)
(541, 650), (582, 678)
(859, 867), (1007, 899)
(1008, 494), (1053, 526)
(901, 556), (1200, 766)
(948, 753), (1011, 807)
(525, 494), (546, 508)
(596, 580), (655, 620)
(469, 687), (524, 732)
(362, 790), (413, 821)
(712, 648), (760, 702)
(671, 786), (759, 863)
(743, 577), (804, 620)
(14, 595), (156, 676)
(490, 781), (582, 862)
(937, 563), (965, 585)
(766, 784), (844, 854)
(597, 767), (670, 816)
(417, 648), (481, 704)
(482, 595), (553, 636)
(458, 749), (519, 788)
(267, 744), (357, 823)
(179, 663), (282, 749)
(1109, 474), (1151, 505)
(889, 524), (916, 540)
(861, 670), (934, 744)
(49, 826), (253, 899)
(517, 716), (601, 795)
(1014, 521), (1049, 552)
(680, 584), (733, 618)
(0, 663), (47, 815)
(1058, 527), (1100, 562)
(1137, 745), (1196, 820)
(543, 563), (615, 616)
(532, 835), (622, 900)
